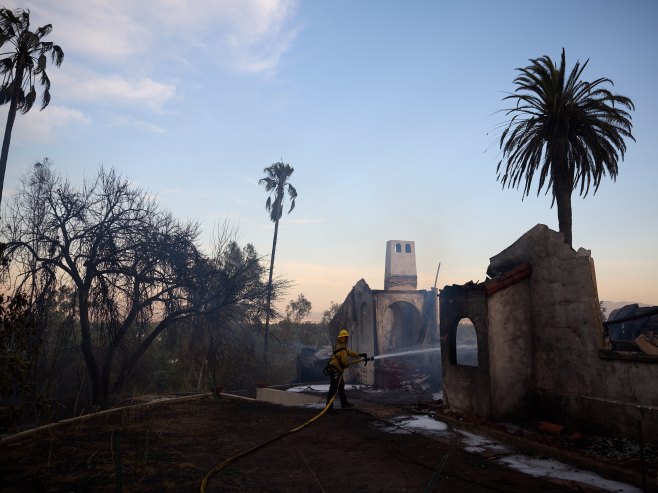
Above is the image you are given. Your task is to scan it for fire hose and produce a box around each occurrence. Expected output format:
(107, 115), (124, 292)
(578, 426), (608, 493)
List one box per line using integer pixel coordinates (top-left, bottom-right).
(200, 356), (372, 492)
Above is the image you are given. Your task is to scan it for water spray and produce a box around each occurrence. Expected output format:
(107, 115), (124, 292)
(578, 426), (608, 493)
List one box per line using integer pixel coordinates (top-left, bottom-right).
(373, 347), (441, 360)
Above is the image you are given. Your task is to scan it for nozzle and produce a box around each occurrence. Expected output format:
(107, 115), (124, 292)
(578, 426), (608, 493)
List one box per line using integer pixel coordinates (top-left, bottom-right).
(368, 356), (375, 361)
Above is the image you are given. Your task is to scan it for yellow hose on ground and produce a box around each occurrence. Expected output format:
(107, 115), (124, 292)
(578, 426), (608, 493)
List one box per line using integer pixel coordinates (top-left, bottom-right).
(200, 357), (369, 492)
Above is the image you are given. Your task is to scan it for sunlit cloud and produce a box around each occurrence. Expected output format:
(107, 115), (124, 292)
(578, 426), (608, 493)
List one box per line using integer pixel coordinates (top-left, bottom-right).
(0, 0), (299, 140)
(8, 0), (301, 76)
(78, 76), (175, 110)
(0, 105), (90, 143)
(144, 0), (302, 76)
(29, 1), (149, 62)
(224, 7), (301, 76)
(53, 66), (177, 111)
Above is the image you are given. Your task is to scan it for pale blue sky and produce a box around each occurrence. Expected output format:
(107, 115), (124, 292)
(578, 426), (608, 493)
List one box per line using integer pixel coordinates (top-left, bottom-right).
(2, 0), (657, 319)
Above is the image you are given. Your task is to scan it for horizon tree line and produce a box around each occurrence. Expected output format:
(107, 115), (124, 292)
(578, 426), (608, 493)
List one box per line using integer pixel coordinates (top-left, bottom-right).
(1, 160), (289, 408)
(0, 159), (332, 423)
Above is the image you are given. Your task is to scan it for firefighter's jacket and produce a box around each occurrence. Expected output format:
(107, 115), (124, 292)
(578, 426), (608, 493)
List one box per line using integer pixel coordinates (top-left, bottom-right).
(329, 341), (360, 372)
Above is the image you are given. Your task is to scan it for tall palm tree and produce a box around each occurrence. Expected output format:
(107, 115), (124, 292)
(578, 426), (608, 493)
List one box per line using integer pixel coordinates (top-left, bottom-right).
(497, 48), (634, 247)
(0, 8), (64, 206)
(259, 161), (297, 361)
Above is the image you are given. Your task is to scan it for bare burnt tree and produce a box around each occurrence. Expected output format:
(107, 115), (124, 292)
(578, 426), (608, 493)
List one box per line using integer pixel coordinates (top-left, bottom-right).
(2, 162), (276, 406)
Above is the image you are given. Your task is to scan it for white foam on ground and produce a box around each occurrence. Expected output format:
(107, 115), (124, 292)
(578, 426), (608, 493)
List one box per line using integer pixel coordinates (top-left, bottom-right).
(371, 422), (412, 435)
(374, 413), (449, 436)
(304, 403), (326, 409)
(290, 388), (641, 492)
(455, 429), (640, 493)
(457, 429), (511, 454)
(394, 415), (449, 432)
(499, 455), (642, 493)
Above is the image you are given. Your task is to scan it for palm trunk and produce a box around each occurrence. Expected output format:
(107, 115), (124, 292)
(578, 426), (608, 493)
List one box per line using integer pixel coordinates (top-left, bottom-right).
(552, 153), (574, 248)
(555, 180), (573, 247)
(0, 61), (24, 208)
(263, 218), (279, 362)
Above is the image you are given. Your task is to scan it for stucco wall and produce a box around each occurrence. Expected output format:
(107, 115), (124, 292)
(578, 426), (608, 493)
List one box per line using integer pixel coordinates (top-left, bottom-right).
(352, 299), (376, 385)
(488, 225), (603, 394)
(331, 280), (439, 387)
(487, 280), (533, 420)
(439, 286), (492, 418)
(440, 224), (658, 439)
(488, 224), (658, 437)
(329, 279), (377, 385)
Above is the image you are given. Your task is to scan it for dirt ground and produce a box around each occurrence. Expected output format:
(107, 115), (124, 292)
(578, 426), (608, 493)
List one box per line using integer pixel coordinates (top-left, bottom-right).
(0, 393), (655, 493)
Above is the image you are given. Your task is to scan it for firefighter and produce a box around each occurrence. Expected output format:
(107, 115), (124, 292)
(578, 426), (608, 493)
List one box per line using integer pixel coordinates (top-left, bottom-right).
(325, 329), (367, 412)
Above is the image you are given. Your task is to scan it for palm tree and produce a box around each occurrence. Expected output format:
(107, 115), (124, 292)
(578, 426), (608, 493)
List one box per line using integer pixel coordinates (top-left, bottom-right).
(0, 8), (64, 206)
(259, 161), (297, 361)
(497, 48), (634, 247)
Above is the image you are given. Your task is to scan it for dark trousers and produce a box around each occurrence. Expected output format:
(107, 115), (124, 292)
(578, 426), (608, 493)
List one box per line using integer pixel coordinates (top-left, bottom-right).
(326, 372), (348, 408)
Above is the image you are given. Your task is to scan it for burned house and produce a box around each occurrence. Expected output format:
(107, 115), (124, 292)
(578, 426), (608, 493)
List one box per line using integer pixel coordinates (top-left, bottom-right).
(324, 240), (440, 388)
(440, 224), (658, 439)
(606, 304), (658, 351)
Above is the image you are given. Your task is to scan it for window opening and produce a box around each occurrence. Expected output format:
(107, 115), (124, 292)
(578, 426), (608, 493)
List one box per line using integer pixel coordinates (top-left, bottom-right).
(456, 318), (478, 366)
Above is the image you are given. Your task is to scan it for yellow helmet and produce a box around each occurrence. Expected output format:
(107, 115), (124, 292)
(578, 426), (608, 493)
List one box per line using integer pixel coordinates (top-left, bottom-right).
(337, 329), (350, 339)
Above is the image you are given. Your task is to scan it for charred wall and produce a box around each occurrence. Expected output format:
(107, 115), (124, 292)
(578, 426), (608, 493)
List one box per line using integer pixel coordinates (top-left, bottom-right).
(440, 224), (658, 439)
(330, 279), (439, 387)
(328, 279), (377, 385)
(439, 284), (492, 418)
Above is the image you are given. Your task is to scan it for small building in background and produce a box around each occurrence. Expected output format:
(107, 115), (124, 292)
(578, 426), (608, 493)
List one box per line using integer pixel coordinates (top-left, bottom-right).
(323, 240), (440, 388)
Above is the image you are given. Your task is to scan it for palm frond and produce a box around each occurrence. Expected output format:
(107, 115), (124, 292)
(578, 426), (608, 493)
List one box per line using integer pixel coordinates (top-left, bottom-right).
(497, 48), (633, 199)
(0, 56), (12, 74)
(52, 45), (63, 65)
(35, 53), (45, 73)
(496, 48), (634, 246)
(35, 24), (52, 39)
(0, 7), (62, 115)
(259, 162), (297, 222)
(0, 84), (9, 104)
(40, 85), (50, 110)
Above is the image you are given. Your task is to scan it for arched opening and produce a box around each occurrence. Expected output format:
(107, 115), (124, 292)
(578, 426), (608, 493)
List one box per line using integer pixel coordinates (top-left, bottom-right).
(382, 301), (421, 352)
(378, 301), (423, 388)
(405, 243), (411, 253)
(395, 243), (401, 253)
(455, 317), (478, 366)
